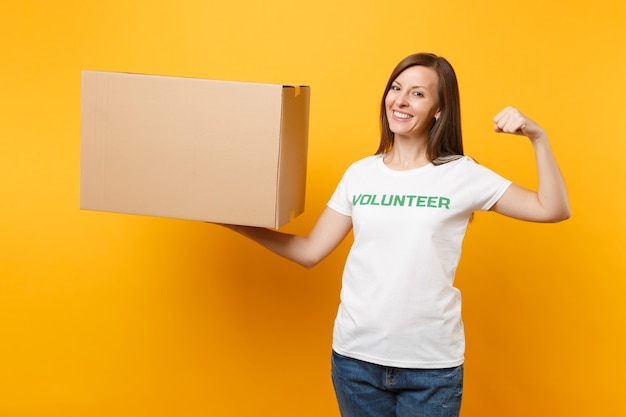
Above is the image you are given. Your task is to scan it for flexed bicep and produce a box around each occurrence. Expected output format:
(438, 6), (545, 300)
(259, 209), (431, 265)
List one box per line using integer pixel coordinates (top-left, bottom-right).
(491, 183), (554, 223)
(490, 107), (571, 223)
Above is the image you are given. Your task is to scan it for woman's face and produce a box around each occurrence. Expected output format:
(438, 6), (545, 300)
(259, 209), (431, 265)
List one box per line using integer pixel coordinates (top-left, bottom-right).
(385, 65), (440, 140)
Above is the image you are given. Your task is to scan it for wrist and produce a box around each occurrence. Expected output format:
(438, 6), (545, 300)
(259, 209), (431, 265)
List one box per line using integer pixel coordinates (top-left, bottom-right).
(528, 130), (548, 143)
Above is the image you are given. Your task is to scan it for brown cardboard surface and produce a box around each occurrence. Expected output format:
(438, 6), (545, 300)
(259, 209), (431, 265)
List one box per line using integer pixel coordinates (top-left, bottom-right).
(80, 71), (310, 228)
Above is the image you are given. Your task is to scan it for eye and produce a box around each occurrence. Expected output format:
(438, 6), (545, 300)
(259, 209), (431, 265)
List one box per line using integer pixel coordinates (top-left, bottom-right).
(390, 85), (401, 91)
(412, 90), (424, 97)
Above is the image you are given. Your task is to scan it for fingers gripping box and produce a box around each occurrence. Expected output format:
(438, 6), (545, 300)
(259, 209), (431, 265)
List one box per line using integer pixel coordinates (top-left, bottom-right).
(80, 71), (310, 228)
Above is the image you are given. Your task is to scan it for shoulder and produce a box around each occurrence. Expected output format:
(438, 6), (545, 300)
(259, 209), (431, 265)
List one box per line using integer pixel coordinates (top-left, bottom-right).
(342, 154), (381, 175)
(436, 155), (488, 171)
(432, 155), (474, 171)
(434, 155), (508, 181)
(350, 154), (380, 168)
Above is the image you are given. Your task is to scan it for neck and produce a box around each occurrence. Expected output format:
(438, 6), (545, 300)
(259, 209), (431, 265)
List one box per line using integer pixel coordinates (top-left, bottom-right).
(383, 137), (430, 170)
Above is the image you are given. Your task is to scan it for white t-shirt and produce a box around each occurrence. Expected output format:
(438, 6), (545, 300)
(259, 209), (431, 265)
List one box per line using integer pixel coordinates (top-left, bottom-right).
(327, 154), (512, 368)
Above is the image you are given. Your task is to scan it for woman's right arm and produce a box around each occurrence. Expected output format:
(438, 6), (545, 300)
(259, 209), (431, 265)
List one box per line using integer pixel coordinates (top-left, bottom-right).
(222, 207), (353, 269)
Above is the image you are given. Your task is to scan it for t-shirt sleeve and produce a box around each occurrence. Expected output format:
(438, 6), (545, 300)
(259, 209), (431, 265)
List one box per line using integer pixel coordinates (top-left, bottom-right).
(327, 166), (353, 217)
(464, 158), (512, 211)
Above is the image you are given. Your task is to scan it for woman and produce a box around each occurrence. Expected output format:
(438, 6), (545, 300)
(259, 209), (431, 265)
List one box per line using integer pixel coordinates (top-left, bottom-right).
(222, 53), (571, 417)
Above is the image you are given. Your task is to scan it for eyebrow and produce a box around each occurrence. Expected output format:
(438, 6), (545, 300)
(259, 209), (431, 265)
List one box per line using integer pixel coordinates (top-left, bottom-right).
(392, 81), (431, 90)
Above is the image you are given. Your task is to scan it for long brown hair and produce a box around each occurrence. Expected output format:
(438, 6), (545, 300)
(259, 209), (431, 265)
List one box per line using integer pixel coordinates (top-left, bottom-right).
(376, 53), (464, 164)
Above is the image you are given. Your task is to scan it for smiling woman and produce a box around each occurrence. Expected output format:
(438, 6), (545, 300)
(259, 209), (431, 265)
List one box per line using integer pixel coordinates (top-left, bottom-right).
(385, 66), (440, 144)
(223, 52), (570, 417)
(1, 0), (623, 415)
(377, 53), (464, 168)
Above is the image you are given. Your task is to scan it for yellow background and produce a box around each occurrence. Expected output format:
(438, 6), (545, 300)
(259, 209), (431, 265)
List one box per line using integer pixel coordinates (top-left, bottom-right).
(1, 0), (625, 416)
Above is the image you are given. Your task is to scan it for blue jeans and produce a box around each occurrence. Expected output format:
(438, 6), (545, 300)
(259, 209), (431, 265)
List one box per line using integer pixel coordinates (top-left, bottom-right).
(331, 351), (463, 417)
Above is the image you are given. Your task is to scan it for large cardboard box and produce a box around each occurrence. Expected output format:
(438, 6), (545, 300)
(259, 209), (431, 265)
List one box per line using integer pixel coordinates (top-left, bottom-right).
(80, 71), (310, 228)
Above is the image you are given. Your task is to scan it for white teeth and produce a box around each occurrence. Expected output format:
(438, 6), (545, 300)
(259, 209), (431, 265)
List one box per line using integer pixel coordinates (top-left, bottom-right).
(393, 111), (412, 119)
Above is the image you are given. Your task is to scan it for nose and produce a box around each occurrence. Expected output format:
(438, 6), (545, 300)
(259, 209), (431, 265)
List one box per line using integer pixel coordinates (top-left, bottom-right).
(394, 91), (409, 107)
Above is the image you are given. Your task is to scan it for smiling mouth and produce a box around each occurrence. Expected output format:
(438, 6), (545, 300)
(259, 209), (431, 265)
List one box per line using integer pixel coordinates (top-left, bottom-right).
(393, 110), (412, 120)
